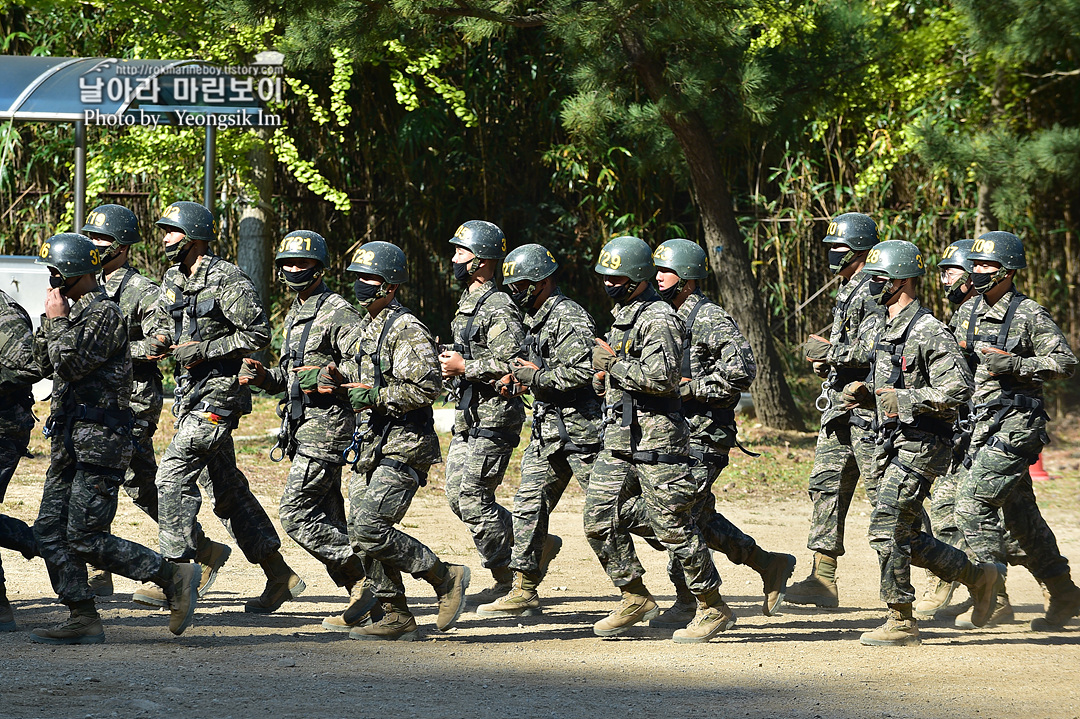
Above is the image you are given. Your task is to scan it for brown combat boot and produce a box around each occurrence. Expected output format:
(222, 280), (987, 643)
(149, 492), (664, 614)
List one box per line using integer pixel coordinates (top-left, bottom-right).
(349, 597), (419, 641)
(0, 582), (16, 632)
(785, 552), (839, 608)
(593, 579), (659, 637)
(88, 569), (114, 597)
(537, 534), (563, 580)
(860, 603), (920, 646)
(245, 551), (306, 614)
(468, 565), (513, 605)
(956, 573), (1013, 629)
(322, 581), (378, 632)
(1031, 572), (1080, 632)
(477, 571), (541, 618)
(748, 548), (797, 616)
(963, 562), (1002, 628)
(431, 563), (471, 630)
(914, 574), (959, 619)
(160, 562), (201, 636)
(30, 600), (105, 645)
(194, 536), (232, 597)
(671, 589), (736, 644)
(648, 584), (697, 629)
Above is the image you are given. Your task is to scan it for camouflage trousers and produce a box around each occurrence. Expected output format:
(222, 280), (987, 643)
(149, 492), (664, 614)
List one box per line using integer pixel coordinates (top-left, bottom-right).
(509, 439), (593, 579)
(35, 451), (165, 605)
(956, 442), (1071, 581)
(349, 461), (438, 599)
(622, 450), (758, 595)
(806, 418), (879, 557)
(445, 432), (516, 570)
(868, 436), (976, 605)
(929, 462), (1028, 566)
(584, 449), (719, 594)
(280, 452), (364, 588)
(157, 412), (280, 564)
(122, 421), (161, 521)
(0, 433), (37, 584)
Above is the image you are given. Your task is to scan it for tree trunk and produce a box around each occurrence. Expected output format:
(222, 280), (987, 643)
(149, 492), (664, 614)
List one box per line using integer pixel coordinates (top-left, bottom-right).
(618, 30), (805, 430)
(976, 181), (998, 236)
(237, 129), (275, 309)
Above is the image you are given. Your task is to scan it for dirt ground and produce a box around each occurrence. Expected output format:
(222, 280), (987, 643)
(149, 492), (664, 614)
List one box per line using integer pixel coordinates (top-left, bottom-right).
(1, 450), (1078, 719)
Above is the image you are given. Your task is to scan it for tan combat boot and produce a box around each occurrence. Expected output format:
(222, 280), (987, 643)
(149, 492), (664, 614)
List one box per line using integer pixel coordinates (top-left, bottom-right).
(431, 563), (471, 631)
(965, 562), (1002, 628)
(593, 579), (659, 637)
(194, 536), (232, 597)
(956, 573), (1013, 629)
(784, 552), (839, 608)
(163, 563), (201, 635)
(88, 569), (114, 597)
(468, 565), (513, 605)
(914, 573), (959, 619)
(1031, 572), (1080, 632)
(245, 551), (306, 614)
(648, 586), (697, 629)
(860, 604), (920, 646)
(748, 548), (797, 616)
(671, 590), (737, 644)
(30, 600), (105, 645)
(322, 581), (378, 632)
(477, 571), (541, 618)
(0, 582), (16, 632)
(537, 534), (563, 580)
(349, 597), (419, 641)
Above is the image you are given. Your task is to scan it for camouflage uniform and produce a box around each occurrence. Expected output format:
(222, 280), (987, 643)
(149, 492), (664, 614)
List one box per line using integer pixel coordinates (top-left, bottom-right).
(584, 286), (719, 594)
(152, 252), (280, 563)
(0, 290), (41, 579)
(861, 299), (978, 605)
(510, 290), (601, 578)
(954, 289), (1077, 581)
(33, 288), (169, 604)
(622, 291), (760, 587)
(444, 280), (526, 570)
(340, 300), (444, 599)
(806, 273), (884, 557)
(261, 286), (366, 587)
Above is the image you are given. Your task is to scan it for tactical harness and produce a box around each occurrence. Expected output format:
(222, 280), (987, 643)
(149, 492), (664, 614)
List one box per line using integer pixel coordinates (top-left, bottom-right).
(165, 256), (241, 421)
(524, 294), (600, 455)
(108, 267), (158, 444)
(964, 292), (1045, 465)
(342, 304), (435, 485)
(679, 296), (758, 461)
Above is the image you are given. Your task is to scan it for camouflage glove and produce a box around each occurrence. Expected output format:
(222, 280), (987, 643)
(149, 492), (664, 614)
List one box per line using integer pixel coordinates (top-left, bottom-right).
(511, 358), (540, 387)
(318, 362), (346, 395)
(295, 365), (321, 393)
(678, 378), (693, 400)
(348, 385), (380, 411)
(238, 358), (266, 387)
(592, 342), (617, 372)
(841, 381), (873, 409)
(981, 348), (1022, 377)
(876, 387), (899, 417)
(802, 334), (832, 362)
(592, 371), (607, 398)
(146, 334), (171, 358)
(172, 341), (209, 368)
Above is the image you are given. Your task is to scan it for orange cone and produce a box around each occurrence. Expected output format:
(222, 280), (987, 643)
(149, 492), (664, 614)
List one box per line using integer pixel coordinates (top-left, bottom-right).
(1030, 453), (1051, 482)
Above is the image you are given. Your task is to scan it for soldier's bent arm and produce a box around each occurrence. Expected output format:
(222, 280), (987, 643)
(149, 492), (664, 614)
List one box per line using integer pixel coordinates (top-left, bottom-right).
(531, 311), (595, 392)
(201, 275), (271, 359)
(1019, 308), (1077, 383)
(382, 320), (442, 416)
(463, 301), (525, 383)
(689, 311), (755, 404)
(1, 317), (44, 386)
(131, 279), (167, 359)
(43, 305), (126, 383)
(897, 326), (972, 424)
(607, 312), (682, 396)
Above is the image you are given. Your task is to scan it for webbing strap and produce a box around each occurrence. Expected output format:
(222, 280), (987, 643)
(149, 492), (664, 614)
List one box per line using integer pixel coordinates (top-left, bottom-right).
(456, 287), (499, 419)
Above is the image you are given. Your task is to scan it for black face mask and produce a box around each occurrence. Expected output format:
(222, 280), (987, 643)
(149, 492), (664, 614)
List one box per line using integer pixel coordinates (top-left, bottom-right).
(165, 240), (193, 265)
(452, 261), (472, 284)
(280, 266), (321, 292)
(509, 284), (537, 310)
(605, 280), (636, 303)
(868, 278), (900, 306)
(944, 274), (969, 305)
(354, 279), (387, 306)
(971, 270), (1005, 294)
(658, 281), (684, 302)
(828, 248), (854, 273)
(49, 275), (72, 295)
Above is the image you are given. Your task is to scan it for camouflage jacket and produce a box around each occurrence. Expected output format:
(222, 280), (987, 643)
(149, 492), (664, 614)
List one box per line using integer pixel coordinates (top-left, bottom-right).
(600, 285), (689, 454)
(678, 291), (756, 451)
(449, 279), (526, 435)
(153, 252), (270, 418)
(104, 263), (168, 424)
(952, 288), (1076, 451)
(340, 300), (442, 471)
(262, 285), (363, 464)
(822, 272), (884, 427)
(522, 289), (602, 451)
(33, 288), (133, 468)
(864, 299), (972, 434)
(0, 289), (42, 437)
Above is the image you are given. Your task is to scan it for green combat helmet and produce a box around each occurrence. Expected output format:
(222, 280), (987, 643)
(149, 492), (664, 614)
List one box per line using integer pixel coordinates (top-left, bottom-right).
(350, 241), (407, 307)
(82, 204), (141, 246)
(967, 231), (1025, 295)
(863, 240), (926, 279)
(450, 220), (507, 260)
(594, 235), (654, 282)
(37, 233), (103, 278)
(938, 239), (975, 305)
(155, 201), (215, 242)
(653, 239), (709, 280)
(823, 212), (878, 273)
(503, 243), (558, 310)
(275, 230), (329, 291)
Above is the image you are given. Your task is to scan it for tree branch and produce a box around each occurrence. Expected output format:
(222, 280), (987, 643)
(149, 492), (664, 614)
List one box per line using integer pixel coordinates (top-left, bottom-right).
(421, 1), (550, 28)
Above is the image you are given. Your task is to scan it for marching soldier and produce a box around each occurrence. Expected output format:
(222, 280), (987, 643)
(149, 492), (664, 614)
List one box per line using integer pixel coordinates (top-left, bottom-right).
(0, 285), (42, 631)
(953, 231), (1080, 631)
(438, 221), (525, 601)
(237, 231), (376, 629)
(477, 243), (598, 618)
(81, 204), (230, 601)
(324, 241), (469, 640)
(787, 212), (883, 608)
(31, 233), (199, 644)
(151, 201), (304, 613)
(586, 235), (732, 643)
(638, 239), (796, 626)
(840, 240), (999, 646)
